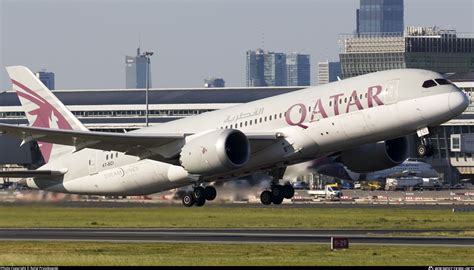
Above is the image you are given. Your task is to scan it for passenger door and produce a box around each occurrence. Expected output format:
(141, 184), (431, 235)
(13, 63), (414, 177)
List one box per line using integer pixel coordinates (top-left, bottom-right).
(384, 79), (399, 104)
(88, 152), (98, 175)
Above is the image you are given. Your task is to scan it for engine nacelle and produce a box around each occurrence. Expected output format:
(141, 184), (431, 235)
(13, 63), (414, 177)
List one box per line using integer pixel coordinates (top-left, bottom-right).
(179, 129), (250, 175)
(340, 137), (409, 173)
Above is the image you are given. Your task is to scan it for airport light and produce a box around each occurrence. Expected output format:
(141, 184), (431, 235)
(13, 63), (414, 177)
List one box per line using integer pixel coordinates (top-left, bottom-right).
(144, 51), (154, 127)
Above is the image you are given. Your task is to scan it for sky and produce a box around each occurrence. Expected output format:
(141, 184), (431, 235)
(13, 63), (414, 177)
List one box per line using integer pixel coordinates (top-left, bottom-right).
(0, 0), (473, 90)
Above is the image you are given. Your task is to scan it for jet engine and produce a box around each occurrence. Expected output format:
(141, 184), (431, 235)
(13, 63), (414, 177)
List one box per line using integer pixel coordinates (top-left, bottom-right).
(179, 129), (250, 175)
(340, 137), (408, 173)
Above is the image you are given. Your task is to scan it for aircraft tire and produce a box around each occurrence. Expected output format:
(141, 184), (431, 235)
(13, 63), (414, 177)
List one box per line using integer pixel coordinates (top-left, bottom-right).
(204, 186), (217, 201)
(195, 197), (206, 207)
(182, 193), (195, 207)
(272, 194), (284, 205)
(260, 191), (273, 205)
(193, 186), (206, 201)
(283, 184), (294, 199)
(271, 185), (284, 198)
(417, 144), (427, 157)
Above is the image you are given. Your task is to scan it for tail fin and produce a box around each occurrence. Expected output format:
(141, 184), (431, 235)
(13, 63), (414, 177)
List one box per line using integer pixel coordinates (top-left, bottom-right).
(6, 66), (88, 163)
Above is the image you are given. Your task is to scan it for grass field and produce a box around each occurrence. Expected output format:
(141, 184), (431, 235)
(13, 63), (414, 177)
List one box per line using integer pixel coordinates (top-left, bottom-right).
(0, 241), (472, 266)
(0, 204), (473, 230)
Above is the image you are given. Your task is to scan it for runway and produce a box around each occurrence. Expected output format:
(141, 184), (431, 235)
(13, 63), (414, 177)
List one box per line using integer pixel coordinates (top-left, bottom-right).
(0, 229), (473, 246)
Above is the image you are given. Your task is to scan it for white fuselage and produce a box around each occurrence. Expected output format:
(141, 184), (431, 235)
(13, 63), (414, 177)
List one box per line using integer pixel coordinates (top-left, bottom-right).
(28, 69), (468, 195)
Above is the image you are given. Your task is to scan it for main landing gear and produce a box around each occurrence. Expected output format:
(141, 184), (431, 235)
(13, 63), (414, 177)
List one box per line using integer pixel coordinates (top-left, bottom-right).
(417, 127), (433, 158)
(259, 167), (295, 205)
(182, 185), (217, 207)
(260, 183), (295, 205)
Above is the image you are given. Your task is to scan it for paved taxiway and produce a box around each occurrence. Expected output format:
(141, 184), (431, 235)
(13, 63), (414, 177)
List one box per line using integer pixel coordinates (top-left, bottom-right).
(0, 229), (472, 246)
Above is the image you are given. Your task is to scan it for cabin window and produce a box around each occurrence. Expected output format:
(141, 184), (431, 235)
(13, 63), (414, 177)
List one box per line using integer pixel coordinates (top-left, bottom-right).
(245, 121), (248, 126)
(344, 97), (347, 103)
(279, 113), (282, 118)
(329, 101), (332, 107)
(260, 118), (262, 123)
(269, 115), (272, 121)
(116, 153), (118, 158)
(265, 116), (267, 121)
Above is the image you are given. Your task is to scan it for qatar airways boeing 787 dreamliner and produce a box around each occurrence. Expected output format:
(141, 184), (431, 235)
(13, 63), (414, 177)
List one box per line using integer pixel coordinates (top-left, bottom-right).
(0, 66), (468, 206)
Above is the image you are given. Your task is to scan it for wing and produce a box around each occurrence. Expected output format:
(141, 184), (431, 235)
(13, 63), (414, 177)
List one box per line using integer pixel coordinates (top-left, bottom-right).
(0, 123), (282, 161)
(0, 123), (186, 160)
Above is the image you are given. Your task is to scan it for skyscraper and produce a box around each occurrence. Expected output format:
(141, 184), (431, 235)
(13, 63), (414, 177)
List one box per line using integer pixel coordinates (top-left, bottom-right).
(287, 53), (310, 86)
(264, 52), (287, 86)
(125, 47), (151, 89)
(356, 0), (404, 34)
(317, 61), (342, 85)
(35, 70), (55, 90)
(246, 49), (266, 87)
(339, 26), (474, 78)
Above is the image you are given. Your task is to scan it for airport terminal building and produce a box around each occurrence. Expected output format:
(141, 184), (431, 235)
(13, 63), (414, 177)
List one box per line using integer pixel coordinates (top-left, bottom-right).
(1, 80), (474, 184)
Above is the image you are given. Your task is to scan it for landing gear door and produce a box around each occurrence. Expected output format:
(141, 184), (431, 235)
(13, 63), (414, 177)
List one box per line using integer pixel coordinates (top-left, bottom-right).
(384, 79), (399, 104)
(88, 152), (99, 175)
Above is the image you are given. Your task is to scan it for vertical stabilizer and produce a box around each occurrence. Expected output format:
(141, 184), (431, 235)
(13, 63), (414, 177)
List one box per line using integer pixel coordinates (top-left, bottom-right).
(5, 66), (88, 163)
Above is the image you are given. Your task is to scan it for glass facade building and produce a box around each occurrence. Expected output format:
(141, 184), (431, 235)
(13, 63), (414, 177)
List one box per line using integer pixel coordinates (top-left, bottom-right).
(264, 52), (287, 86)
(125, 47), (151, 89)
(317, 61), (342, 85)
(246, 49), (266, 87)
(286, 53), (310, 86)
(247, 49), (304, 87)
(357, 0), (404, 34)
(340, 27), (474, 79)
(35, 71), (55, 90)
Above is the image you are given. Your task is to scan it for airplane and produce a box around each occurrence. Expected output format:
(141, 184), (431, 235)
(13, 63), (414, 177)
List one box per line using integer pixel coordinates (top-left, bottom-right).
(0, 66), (468, 207)
(285, 157), (439, 182)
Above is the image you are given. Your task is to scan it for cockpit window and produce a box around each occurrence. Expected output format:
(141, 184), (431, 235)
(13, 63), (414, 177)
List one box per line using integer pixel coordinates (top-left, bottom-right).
(435, 79), (452, 85)
(422, 80), (437, 88)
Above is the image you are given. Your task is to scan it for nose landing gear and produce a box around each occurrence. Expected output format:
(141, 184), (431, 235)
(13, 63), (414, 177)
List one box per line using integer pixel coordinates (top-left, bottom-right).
(417, 128), (433, 158)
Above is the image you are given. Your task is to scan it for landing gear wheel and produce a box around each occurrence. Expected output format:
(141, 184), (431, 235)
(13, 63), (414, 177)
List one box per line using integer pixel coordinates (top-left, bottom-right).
(271, 185), (284, 198)
(417, 144), (427, 157)
(204, 186), (217, 201)
(260, 191), (273, 205)
(195, 197), (206, 207)
(193, 186), (206, 201)
(272, 194), (284, 205)
(182, 193), (195, 207)
(283, 184), (294, 199)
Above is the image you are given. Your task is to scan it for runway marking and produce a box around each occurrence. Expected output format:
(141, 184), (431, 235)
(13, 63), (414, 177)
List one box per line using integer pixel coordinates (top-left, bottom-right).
(0, 229), (473, 246)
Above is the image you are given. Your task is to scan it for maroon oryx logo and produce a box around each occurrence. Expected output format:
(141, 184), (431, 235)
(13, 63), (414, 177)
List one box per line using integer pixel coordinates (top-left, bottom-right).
(12, 79), (73, 162)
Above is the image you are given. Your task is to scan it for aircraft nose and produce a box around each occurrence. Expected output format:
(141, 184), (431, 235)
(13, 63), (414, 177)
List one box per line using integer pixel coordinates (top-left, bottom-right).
(448, 90), (469, 117)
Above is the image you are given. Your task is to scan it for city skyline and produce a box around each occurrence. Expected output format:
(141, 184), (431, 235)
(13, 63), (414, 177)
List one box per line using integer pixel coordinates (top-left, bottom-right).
(1, 0), (473, 90)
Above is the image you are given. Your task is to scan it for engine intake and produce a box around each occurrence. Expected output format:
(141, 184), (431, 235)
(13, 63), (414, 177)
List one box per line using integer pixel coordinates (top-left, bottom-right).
(340, 137), (409, 173)
(180, 129), (250, 175)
